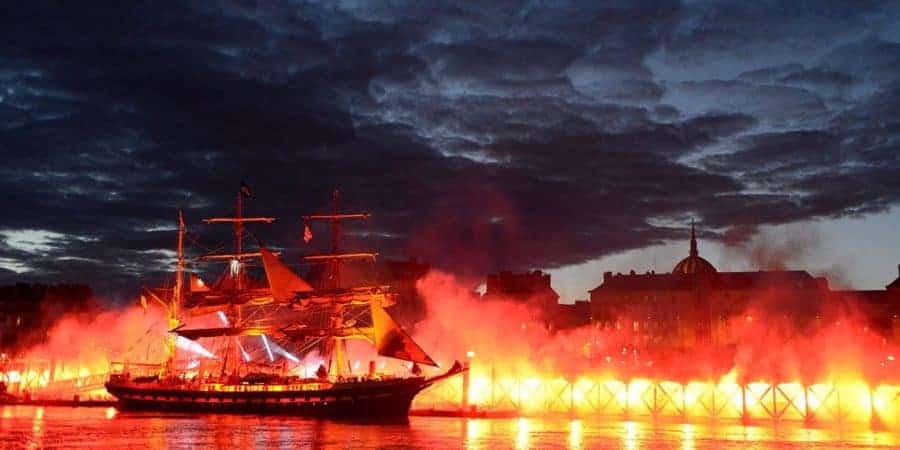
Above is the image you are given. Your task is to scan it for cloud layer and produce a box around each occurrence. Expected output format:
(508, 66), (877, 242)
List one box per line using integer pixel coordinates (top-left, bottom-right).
(2, 1), (899, 299)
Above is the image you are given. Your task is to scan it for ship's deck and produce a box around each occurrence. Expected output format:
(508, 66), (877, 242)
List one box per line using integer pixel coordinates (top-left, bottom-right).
(107, 374), (423, 393)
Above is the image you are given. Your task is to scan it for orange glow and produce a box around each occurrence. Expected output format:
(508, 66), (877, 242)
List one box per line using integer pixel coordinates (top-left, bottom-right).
(873, 385), (900, 427)
(568, 420), (583, 450)
(515, 418), (530, 450)
(3, 268), (899, 436)
(680, 424), (695, 450)
(465, 419), (486, 443)
(411, 271), (900, 430)
(622, 421), (641, 450)
(1, 306), (167, 400)
(413, 365), (900, 430)
(31, 406), (44, 448)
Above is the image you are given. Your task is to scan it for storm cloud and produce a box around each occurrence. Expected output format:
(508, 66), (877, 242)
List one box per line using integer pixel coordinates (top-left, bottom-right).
(2, 1), (899, 299)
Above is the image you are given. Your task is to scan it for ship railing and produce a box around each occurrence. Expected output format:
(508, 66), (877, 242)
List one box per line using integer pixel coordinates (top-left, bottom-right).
(108, 361), (162, 380)
(200, 382), (335, 393)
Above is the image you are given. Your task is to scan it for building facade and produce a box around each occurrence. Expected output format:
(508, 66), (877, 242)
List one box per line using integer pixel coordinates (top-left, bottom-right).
(589, 224), (900, 349)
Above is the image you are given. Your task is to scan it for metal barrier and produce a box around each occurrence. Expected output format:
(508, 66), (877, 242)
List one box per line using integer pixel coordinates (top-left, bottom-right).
(2, 361), (112, 398)
(413, 363), (900, 429)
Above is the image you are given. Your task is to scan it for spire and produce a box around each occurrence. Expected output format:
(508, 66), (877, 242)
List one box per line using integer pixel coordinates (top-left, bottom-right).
(673, 218), (716, 275)
(689, 218), (698, 258)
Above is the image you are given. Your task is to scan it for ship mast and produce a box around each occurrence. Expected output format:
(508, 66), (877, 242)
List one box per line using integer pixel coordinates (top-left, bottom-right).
(162, 210), (185, 377)
(201, 193), (275, 259)
(200, 184), (275, 284)
(199, 183), (275, 375)
(303, 188), (376, 377)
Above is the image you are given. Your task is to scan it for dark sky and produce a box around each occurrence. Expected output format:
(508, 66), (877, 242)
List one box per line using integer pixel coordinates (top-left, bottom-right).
(2, 1), (900, 301)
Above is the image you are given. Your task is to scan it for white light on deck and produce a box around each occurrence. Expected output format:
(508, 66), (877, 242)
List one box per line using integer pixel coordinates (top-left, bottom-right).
(176, 336), (216, 359)
(261, 335), (274, 362)
(216, 311), (229, 326)
(265, 337), (299, 363)
(238, 342), (251, 362)
(279, 350), (300, 363)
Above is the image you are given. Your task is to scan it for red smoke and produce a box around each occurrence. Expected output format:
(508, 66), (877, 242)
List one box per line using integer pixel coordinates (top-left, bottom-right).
(412, 270), (899, 384)
(22, 306), (167, 363)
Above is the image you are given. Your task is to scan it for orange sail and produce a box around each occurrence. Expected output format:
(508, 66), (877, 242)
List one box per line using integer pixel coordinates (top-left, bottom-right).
(371, 302), (438, 367)
(259, 246), (314, 301)
(189, 273), (210, 293)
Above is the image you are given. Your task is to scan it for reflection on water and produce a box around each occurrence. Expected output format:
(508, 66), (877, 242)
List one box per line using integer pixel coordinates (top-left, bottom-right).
(466, 416), (486, 445)
(680, 423), (695, 450)
(1, 406), (899, 449)
(29, 407), (43, 450)
(515, 418), (530, 449)
(623, 420), (640, 450)
(568, 419), (583, 450)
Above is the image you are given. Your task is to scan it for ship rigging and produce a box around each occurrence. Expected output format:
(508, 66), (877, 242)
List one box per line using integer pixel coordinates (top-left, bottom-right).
(105, 184), (463, 417)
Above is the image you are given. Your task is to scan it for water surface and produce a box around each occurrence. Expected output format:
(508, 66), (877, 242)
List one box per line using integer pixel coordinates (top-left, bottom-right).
(1, 406), (898, 449)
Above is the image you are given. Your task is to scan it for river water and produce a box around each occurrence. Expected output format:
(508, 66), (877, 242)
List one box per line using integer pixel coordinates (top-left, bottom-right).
(1, 405), (898, 449)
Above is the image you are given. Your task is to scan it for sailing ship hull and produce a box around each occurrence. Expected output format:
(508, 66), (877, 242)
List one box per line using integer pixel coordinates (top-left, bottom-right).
(104, 377), (429, 418)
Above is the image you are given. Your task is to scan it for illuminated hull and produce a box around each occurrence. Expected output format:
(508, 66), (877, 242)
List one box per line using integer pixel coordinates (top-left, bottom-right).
(105, 377), (428, 418)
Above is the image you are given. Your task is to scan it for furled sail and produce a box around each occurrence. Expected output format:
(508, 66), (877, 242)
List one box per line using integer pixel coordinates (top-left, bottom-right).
(173, 325), (273, 340)
(259, 246), (314, 301)
(290, 288), (390, 309)
(371, 302), (438, 367)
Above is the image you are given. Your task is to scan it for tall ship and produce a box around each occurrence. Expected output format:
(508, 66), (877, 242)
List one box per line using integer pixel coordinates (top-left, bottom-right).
(105, 186), (464, 417)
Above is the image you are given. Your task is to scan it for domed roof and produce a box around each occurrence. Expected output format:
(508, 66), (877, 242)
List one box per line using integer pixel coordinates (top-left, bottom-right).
(887, 265), (900, 290)
(672, 220), (717, 276)
(673, 254), (717, 275)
